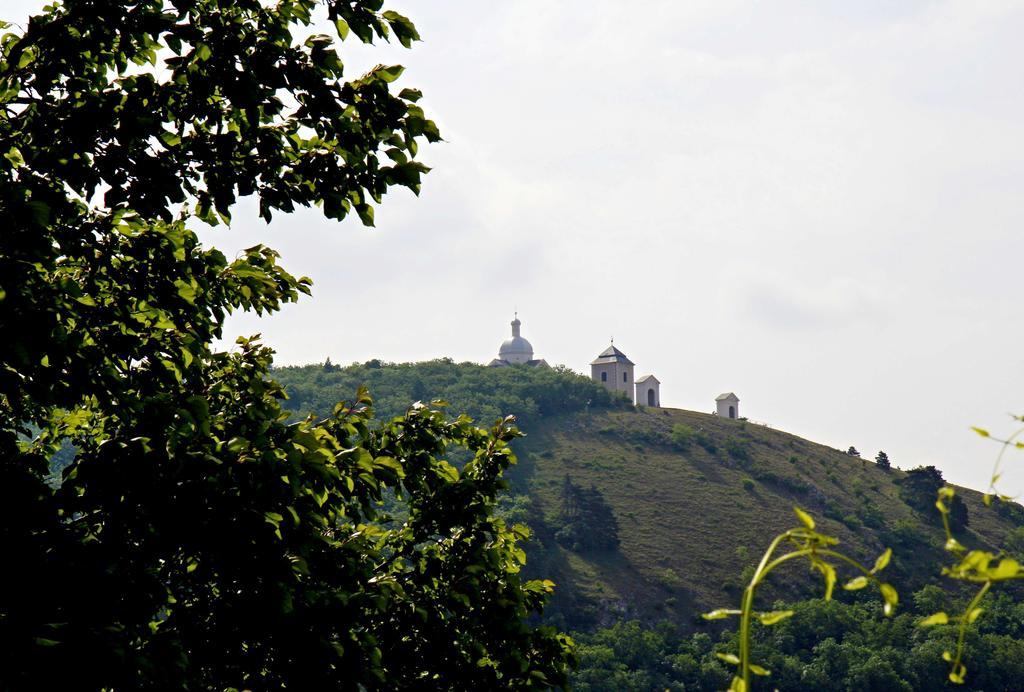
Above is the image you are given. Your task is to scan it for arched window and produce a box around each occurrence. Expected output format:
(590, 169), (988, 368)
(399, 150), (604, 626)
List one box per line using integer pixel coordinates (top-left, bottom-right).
(601, 372), (607, 382)
(623, 372), (627, 383)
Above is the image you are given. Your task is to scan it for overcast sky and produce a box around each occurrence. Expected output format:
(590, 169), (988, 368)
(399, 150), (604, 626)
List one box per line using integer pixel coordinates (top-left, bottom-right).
(8, 1), (1024, 494)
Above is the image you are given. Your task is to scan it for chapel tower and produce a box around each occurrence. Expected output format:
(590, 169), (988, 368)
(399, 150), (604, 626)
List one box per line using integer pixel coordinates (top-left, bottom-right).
(590, 342), (635, 403)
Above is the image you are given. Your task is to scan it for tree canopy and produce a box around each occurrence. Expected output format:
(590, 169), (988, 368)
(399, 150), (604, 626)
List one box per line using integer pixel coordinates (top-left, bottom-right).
(0, 1), (572, 688)
(273, 359), (631, 427)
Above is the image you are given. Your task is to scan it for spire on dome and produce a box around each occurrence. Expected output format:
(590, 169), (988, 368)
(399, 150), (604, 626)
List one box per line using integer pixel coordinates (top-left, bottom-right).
(511, 313), (521, 337)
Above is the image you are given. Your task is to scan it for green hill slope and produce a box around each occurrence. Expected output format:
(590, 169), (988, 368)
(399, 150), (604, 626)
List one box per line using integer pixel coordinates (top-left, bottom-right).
(274, 361), (1024, 630)
(517, 407), (1022, 627)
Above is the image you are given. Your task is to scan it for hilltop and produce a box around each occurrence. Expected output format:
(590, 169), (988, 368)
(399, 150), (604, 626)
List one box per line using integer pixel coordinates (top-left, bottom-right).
(274, 361), (1024, 630)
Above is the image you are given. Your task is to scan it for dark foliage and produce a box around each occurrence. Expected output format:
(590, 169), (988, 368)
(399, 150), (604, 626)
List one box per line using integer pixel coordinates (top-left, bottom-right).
(876, 450), (891, 470)
(555, 475), (620, 552)
(274, 359), (629, 428)
(572, 590), (1024, 691)
(0, 2), (572, 688)
(897, 466), (969, 530)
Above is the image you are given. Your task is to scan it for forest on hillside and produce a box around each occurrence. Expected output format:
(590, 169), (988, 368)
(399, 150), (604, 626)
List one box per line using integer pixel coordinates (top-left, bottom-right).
(273, 359), (631, 425)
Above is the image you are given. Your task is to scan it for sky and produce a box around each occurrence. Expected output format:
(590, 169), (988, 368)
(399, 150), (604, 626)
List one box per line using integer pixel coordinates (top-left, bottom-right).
(7, 0), (1024, 494)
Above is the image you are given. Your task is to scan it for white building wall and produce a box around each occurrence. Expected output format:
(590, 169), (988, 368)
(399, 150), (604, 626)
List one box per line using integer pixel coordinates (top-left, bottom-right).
(591, 362), (634, 403)
(716, 397), (739, 419)
(505, 350), (530, 365)
(636, 380), (660, 407)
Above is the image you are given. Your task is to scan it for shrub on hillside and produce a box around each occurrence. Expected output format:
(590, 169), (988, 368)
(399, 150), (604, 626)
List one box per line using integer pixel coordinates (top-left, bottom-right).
(726, 438), (751, 462)
(670, 423), (694, 448)
(896, 466), (969, 530)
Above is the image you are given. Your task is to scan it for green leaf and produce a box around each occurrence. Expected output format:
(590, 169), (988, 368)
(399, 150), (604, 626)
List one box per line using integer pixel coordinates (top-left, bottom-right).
(872, 548), (892, 574)
(375, 64), (405, 83)
(967, 607), (984, 624)
(756, 610), (794, 625)
(813, 561), (836, 600)
(748, 663), (771, 676)
(175, 280), (196, 303)
(373, 455), (405, 477)
(334, 18), (350, 39)
(702, 609), (741, 620)
(356, 203), (374, 226)
(793, 506), (815, 530)
(880, 582), (898, 616)
(382, 11), (420, 48)
(3, 146), (24, 168)
(398, 87), (422, 102)
(920, 612), (949, 627)
(27, 200), (50, 226)
(843, 576), (869, 591)
(989, 557), (1022, 580)
(716, 652), (740, 665)
(971, 426), (990, 437)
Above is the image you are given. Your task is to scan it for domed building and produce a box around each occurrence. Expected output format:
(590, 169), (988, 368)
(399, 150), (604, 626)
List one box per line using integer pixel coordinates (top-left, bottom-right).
(488, 314), (548, 368)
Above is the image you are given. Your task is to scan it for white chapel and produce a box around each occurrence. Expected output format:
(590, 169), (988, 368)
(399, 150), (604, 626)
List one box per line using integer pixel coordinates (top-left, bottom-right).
(487, 314), (548, 368)
(590, 343), (660, 406)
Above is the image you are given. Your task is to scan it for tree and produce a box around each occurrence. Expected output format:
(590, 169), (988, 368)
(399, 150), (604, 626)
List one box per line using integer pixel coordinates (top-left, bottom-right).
(1, 2), (572, 688)
(846, 446), (860, 457)
(875, 450), (891, 471)
(555, 476), (620, 551)
(896, 466), (968, 530)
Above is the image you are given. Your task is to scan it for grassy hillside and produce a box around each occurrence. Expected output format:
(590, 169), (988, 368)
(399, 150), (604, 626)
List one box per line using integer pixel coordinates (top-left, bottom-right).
(515, 407), (1022, 627)
(274, 361), (1024, 630)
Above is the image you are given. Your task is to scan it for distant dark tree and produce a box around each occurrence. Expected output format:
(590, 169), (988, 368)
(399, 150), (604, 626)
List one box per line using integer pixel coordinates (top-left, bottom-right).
(847, 446), (861, 457)
(875, 450), (891, 470)
(322, 357), (335, 372)
(556, 476), (619, 551)
(896, 465), (969, 530)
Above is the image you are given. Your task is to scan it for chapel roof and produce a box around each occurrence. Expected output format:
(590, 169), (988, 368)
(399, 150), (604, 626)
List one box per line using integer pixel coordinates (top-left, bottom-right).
(591, 344), (634, 366)
(715, 392), (739, 401)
